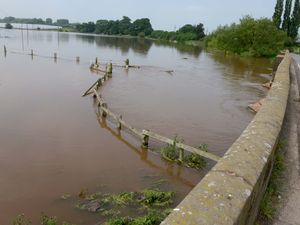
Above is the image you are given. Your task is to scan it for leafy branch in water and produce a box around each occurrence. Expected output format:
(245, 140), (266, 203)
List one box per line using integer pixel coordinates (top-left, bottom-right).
(160, 136), (208, 169)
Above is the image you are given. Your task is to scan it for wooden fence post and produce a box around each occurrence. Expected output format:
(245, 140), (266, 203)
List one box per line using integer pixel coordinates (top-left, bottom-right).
(76, 56), (80, 63)
(125, 58), (129, 69)
(31, 49), (34, 59)
(4, 45), (7, 56)
(118, 115), (122, 130)
(96, 79), (102, 89)
(107, 63), (113, 77)
(179, 148), (184, 163)
(54, 53), (57, 61)
(142, 133), (149, 149)
(102, 103), (108, 117)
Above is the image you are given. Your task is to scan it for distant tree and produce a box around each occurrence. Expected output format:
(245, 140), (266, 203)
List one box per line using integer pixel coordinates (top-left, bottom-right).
(28, 18), (44, 24)
(76, 22), (95, 33)
(109, 20), (120, 35)
(282, 0), (293, 32)
(95, 20), (109, 34)
(195, 23), (205, 39)
(290, 0), (300, 39)
(3, 16), (15, 23)
(130, 18), (153, 36)
(178, 23), (205, 40)
(119, 16), (132, 35)
(179, 24), (196, 33)
(45, 18), (53, 25)
(5, 23), (13, 29)
(56, 19), (69, 27)
(273, 0), (284, 29)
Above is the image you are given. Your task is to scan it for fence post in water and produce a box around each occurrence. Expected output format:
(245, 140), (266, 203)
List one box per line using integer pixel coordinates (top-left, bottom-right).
(107, 63), (113, 77)
(179, 148), (184, 163)
(76, 56), (80, 63)
(31, 49), (34, 59)
(96, 79), (102, 89)
(142, 132), (149, 149)
(54, 53), (57, 62)
(118, 115), (122, 130)
(95, 57), (98, 65)
(125, 58), (129, 69)
(4, 45), (7, 57)
(102, 103), (108, 117)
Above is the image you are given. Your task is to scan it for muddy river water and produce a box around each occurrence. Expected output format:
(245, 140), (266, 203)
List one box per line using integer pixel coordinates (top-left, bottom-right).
(0, 29), (272, 224)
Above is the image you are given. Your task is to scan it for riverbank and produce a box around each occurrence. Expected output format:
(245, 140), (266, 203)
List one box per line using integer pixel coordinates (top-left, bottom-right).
(59, 28), (204, 48)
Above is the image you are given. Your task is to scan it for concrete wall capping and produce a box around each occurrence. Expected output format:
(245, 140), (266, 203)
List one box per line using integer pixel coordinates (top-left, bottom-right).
(162, 51), (291, 225)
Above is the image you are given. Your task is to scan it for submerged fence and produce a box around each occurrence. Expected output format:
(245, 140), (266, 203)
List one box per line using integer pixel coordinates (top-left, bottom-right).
(83, 63), (221, 163)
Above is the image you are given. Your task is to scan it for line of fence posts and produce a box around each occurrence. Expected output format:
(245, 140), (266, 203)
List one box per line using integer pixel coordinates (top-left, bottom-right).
(2, 46), (132, 70)
(89, 81), (220, 162)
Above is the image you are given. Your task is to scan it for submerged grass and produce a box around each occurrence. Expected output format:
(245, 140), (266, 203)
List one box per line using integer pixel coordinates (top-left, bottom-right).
(139, 189), (175, 207)
(73, 187), (176, 224)
(107, 192), (135, 206)
(105, 209), (172, 225)
(160, 138), (208, 170)
(13, 214), (75, 225)
(160, 138), (178, 162)
(13, 214), (31, 225)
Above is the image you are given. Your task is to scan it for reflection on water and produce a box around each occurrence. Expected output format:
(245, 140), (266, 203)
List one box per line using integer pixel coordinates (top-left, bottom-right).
(0, 29), (273, 224)
(209, 51), (272, 79)
(153, 40), (203, 58)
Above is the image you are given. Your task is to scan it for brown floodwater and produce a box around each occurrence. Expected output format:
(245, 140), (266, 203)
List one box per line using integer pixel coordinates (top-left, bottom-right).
(0, 29), (272, 224)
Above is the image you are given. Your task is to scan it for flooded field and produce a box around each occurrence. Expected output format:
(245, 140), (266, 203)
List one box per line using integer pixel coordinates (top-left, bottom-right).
(0, 29), (273, 224)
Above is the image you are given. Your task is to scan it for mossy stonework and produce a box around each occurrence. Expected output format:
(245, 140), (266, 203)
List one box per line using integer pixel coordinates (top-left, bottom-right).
(162, 52), (291, 225)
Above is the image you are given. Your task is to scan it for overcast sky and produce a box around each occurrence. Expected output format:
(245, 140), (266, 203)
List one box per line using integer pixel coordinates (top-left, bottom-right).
(0, 0), (276, 32)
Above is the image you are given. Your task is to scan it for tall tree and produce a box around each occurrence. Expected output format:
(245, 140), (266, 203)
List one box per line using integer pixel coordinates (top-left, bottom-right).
(273, 0), (284, 29)
(290, 0), (300, 39)
(282, 0), (293, 32)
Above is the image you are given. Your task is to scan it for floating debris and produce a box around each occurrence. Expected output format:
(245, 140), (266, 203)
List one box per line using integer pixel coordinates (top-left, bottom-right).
(262, 81), (272, 89)
(248, 98), (266, 113)
(78, 188), (89, 199)
(60, 194), (71, 200)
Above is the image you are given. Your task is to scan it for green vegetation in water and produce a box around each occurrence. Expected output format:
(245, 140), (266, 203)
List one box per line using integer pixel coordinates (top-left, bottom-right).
(160, 137), (179, 162)
(257, 139), (286, 224)
(71, 187), (175, 224)
(107, 192), (135, 206)
(41, 214), (58, 225)
(160, 137), (207, 169)
(204, 16), (288, 57)
(105, 209), (172, 225)
(13, 213), (75, 225)
(13, 214), (31, 225)
(139, 189), (175, 207)
(184, 144), (208, 169)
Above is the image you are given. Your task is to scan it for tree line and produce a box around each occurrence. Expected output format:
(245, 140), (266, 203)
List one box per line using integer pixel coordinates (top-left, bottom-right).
(0, 16), (205, 42)
(74, 16), (205, 42)
(273, 0), (300, 39)
(0, 16), (69, 27)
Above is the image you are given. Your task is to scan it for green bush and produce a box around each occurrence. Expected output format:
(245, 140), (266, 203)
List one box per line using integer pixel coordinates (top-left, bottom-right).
(205, 16), (287, 57)
(5, 23), (13, 29)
